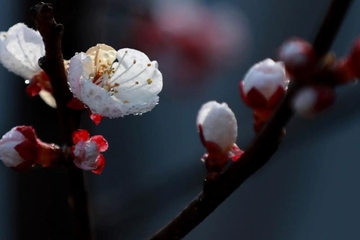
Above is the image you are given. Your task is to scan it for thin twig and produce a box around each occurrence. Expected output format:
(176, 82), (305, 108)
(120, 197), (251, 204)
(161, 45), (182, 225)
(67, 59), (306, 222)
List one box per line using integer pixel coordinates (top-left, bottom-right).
(148, 0), (353, 239)
(30, 3), (93, 240)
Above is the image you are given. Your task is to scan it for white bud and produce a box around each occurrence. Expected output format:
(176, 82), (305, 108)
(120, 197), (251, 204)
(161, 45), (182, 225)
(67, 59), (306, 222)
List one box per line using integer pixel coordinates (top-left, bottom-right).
(197, 101), (237, 152)
(242, 58), (289, 99)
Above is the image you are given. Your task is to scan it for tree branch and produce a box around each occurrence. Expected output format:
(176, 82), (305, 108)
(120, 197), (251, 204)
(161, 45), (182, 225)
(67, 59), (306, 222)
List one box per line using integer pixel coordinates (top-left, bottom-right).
(30, 3), (93, 240)
(148, 0), (353, 239)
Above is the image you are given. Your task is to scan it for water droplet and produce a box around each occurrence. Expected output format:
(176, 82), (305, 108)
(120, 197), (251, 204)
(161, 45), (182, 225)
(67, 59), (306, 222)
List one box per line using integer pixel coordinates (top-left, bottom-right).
(24, 80), (30, 84)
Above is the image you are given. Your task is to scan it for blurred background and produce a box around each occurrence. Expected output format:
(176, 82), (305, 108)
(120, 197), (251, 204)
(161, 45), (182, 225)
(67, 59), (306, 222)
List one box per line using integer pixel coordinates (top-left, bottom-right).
(0, 0), (360, 239)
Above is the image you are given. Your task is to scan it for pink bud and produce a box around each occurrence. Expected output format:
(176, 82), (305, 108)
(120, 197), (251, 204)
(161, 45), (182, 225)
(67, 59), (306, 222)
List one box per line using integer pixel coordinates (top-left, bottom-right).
(72, 129), (108, 174)
(0, 126), (61, 169)
(240, 59), (289, 110)
(197, 101), (243, 172)
(292, 86), (335, 117)
(278, 38), (315, 77)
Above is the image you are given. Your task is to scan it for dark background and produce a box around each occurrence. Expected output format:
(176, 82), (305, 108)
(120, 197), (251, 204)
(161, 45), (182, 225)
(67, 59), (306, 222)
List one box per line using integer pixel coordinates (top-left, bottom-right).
(0, 0), (360, 239)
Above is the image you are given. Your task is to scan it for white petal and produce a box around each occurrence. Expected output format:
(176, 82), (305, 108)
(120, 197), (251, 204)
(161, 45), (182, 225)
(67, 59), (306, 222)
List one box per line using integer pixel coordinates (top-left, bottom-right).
(68, 53), (89, 98)
(73, 140), (99, 170)
(242, 58), (289, 99)
(0, 128), (26, 167)
(38, 90), (57, 108)
(111, 48), (163, 115)
(197, 101), (237, 152)
(0, 23), (44, 79)
(81, 80), (123, 117)
(292, 87), (317, 116)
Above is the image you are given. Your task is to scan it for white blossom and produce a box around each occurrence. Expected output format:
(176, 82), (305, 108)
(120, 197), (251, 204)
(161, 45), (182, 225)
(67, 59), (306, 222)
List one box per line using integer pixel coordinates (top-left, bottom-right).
(197, 101), (237, 152)
(68, 44), (163, 118)
(0, 23), (56, 108)
(0, 23), (43, 79)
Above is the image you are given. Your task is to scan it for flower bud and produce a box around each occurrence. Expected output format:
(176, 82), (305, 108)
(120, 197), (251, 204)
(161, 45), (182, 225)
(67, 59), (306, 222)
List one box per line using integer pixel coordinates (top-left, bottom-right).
(239, 58), (289, 110)
(278, 38), (315, 77)
(197, 101), (243, 172)
(292, 86), (335, 117)
(72, 129), (108, 174)
(0, 126), (61, 169)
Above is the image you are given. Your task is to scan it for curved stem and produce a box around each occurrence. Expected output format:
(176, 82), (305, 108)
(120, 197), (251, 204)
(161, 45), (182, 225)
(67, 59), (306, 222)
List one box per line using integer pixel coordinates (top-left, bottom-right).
(148, 0), (353, 239)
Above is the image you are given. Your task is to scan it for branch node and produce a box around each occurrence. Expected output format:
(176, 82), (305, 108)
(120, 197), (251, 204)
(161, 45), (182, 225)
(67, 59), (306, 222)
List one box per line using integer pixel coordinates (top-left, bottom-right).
(55, 24), (64, 34)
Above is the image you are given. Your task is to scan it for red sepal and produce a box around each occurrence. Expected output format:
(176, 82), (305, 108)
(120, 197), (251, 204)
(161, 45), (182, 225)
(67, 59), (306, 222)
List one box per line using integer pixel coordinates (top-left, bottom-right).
(240, 81), (285, 110)
(15, 126), (37, 143)
(26, 81), (42, 97)
(348, 38), (360, 77)
(267, 86), (286, 109)
(229, 144), (244, 162)
(90, 112), (103, 125)
(14, 141), (36, 163)
(333, 59), (356, 84)
(313, 86), (335, 112)
(67, 98), (85, 110)
(92, 154), (105, 174)
(239, 81), (266, 108)
(72, 129), (90, 144)
(203, 141), (228, 172)
(26, 71), (52, 97)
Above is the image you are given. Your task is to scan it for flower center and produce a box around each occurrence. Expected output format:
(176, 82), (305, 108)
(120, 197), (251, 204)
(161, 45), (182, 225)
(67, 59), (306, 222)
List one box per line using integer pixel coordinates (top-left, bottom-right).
(88, 50), (154, 96)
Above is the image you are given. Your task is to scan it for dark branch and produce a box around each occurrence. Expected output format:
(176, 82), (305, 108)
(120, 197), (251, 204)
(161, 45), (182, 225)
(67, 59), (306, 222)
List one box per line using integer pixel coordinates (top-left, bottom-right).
(30, 3), (93, 240)
(30, 2), (78, 145)
(148, 0), (353, 239)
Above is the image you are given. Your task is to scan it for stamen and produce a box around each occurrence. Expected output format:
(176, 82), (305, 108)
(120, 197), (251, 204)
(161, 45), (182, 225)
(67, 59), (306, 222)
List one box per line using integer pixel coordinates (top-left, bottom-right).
(115, 50), (128, 70)
(108, 50), (130, 81)
(108, 60), (137, 84)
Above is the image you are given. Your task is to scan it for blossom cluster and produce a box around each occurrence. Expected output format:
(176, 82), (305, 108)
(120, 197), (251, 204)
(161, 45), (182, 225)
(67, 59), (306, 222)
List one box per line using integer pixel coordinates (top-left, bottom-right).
(0, 23), (164, 173)
(0, 21), (359, 177)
